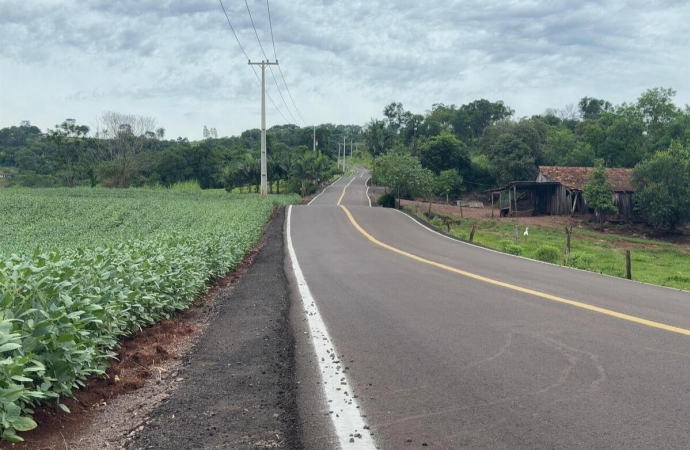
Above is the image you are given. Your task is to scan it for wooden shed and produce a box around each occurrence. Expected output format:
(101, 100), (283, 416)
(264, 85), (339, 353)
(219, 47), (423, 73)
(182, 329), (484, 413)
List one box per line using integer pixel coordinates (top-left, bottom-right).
(491, 166), (638, 220)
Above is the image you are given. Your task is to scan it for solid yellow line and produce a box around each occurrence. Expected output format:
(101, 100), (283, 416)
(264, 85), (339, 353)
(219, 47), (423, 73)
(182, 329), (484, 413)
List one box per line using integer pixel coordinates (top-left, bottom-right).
(339, 206), (690, 337)
(337, 176), (357, 206)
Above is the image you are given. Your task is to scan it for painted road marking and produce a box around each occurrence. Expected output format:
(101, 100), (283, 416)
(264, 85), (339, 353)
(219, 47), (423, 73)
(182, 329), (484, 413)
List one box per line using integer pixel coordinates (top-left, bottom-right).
(337, 176), (357, 206)
(308, 176), (342, 205)
(286, 206), (377, 449)
(340, 205), (690, 337)
(365, 176), (372, 207)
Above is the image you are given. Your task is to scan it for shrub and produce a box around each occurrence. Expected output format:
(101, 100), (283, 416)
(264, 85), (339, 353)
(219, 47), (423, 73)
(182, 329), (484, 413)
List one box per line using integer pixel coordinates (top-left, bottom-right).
(568, 252), (594, 269)
(535, 245), (561, 264)
(500, 240), (522, 255)
(430, 217), (444, 228)
(377, 193), (396, 208)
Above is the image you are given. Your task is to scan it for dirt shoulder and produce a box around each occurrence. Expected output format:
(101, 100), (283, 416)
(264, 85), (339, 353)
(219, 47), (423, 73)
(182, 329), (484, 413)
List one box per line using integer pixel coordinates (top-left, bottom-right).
(7, 208), (300, 450)
(126, 207), (300, 449)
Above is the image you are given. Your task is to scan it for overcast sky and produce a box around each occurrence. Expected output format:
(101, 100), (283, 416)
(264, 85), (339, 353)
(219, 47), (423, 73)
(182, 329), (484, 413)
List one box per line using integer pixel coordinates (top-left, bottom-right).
(1, 0), (689, 140)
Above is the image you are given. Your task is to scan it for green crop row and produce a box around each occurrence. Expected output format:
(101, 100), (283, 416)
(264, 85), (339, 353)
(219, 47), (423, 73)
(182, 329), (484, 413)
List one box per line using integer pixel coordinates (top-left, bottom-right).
(0, 188), (298, 442)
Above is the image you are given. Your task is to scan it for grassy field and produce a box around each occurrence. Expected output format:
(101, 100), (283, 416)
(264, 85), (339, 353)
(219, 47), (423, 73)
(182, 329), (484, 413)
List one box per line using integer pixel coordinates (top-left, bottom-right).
(0, 187), (299, 442)
(407, 205), (690, 291)
(453, 220), (689, 290)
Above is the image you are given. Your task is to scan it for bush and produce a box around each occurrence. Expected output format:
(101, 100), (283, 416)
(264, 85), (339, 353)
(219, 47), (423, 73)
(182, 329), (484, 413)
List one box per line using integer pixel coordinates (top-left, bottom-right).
(500, 240), (522, 255)
(535, 245), (561, 264)
(430, 217), (444, 228)
(377, 193), (396, 208)
(568, 252), (594, 269)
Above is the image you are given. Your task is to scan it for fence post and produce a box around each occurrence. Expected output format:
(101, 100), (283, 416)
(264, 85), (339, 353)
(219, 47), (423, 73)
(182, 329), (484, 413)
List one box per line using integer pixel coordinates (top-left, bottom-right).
(514, 224), (519, 245)
(565, 226), (572, 264)
(469, 223), (477, 242)
(626, 250), (632, 280)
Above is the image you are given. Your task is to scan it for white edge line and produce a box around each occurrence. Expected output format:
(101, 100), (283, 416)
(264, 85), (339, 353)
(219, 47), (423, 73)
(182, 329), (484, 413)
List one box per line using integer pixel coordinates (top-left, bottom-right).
(392, 208), (688, 293)
(286, 206), (377, 449)
(365, 177), (372, 208)
(308, 176), (342, 205)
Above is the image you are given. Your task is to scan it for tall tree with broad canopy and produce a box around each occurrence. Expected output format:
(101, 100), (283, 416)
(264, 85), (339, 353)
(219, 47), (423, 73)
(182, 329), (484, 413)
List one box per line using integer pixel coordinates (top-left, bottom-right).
(419, 131), (470, 174)
(480, 119), (547, 185)
(632, 140), (690, 230)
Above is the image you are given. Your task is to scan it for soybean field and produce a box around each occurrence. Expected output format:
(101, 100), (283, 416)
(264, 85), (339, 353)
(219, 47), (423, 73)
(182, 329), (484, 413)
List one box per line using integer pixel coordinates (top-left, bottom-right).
(0, 188), (298, 442)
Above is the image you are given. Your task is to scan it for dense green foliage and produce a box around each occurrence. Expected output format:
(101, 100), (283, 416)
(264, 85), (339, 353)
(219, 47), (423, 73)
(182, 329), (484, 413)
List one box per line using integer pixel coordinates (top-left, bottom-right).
(0, 189), (298, 441)
(360, 87), (688, 228)
(632, 141), (690, 229)
(583, 160), (617, 223)
(372, 153), (435, 208)
(0, 119), (355, 195)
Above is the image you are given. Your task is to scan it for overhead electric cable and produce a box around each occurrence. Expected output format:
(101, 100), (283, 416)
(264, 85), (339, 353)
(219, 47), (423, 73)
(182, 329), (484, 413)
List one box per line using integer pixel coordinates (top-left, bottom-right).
(244, 0), (299, 126)
(266, 0), (308, 126)
(217, 0), (291, 124)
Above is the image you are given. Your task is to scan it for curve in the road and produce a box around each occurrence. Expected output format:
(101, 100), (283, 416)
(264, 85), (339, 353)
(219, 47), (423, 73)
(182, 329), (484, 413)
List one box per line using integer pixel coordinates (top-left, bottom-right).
(339, 205), (690, 337)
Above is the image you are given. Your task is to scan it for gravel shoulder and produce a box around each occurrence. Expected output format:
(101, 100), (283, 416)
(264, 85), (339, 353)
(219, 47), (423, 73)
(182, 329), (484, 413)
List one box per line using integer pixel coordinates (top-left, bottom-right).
(125, 207), (301, 449)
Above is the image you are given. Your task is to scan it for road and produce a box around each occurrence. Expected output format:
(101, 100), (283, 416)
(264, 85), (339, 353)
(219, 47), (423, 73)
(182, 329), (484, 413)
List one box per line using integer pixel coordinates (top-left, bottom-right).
(287, 169), (690, 449)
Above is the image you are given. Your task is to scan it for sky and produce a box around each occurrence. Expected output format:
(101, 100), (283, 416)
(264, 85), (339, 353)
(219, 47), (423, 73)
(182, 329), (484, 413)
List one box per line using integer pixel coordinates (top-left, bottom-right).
(1, 0), (689, 140)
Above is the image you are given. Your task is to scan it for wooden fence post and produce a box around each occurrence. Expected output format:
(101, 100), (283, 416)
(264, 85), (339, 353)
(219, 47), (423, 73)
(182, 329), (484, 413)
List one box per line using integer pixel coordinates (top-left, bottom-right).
(626, 250), (632, 280)
(565, 226), (572, 264)
(514, 224), (519, 245)
(469, 223), (477, 242)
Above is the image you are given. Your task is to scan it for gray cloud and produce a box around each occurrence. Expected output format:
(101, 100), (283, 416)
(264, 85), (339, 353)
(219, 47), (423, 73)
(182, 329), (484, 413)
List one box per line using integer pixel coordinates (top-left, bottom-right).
(0, 0), (688, 139)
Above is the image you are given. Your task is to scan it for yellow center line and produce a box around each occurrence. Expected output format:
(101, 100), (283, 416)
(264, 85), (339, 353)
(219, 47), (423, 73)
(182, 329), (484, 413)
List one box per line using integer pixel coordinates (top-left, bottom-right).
(337, 176), (357, 206)
(339, 205), (690, 337)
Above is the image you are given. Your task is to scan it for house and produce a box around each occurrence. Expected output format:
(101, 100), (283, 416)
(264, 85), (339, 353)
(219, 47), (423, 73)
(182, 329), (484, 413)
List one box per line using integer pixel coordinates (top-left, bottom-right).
(490, 166), (638, 221)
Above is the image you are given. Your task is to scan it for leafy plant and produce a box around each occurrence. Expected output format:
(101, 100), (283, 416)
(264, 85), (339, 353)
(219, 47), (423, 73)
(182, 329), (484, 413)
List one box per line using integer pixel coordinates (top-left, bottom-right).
(568, 252), (595, 269)
(0, 188), (299, 441)
(534, 245), (561, 263)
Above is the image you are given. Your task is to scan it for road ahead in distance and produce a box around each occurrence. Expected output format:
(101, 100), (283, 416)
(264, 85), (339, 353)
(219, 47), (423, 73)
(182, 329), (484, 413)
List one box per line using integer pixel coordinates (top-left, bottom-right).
(288, 169), (690, 450)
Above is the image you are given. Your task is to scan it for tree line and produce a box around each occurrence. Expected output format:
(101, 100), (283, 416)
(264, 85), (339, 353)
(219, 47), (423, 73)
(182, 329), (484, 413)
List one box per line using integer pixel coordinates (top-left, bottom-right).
(365, 87), (689, 229)
(0, 114), (364, 196)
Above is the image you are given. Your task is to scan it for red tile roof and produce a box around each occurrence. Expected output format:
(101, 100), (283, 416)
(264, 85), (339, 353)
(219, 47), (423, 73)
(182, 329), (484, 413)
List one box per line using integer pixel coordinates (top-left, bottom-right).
(538, 166), (634, 192)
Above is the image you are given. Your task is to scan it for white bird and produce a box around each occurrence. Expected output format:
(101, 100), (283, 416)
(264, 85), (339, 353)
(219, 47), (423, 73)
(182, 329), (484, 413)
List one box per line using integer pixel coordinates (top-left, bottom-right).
(523, 227), (529, 240)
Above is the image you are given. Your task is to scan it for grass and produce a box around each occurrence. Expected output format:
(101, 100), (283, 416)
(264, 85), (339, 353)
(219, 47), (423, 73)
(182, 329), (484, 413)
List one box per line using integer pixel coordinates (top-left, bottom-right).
(406, 206), (690, 291)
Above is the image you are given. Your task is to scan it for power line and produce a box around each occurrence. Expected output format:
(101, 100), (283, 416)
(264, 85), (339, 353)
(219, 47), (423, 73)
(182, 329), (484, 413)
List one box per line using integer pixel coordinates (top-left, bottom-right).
(244, 0), (299, 126)
(217, 0), (291, 125)
(266, 0), (308, 126)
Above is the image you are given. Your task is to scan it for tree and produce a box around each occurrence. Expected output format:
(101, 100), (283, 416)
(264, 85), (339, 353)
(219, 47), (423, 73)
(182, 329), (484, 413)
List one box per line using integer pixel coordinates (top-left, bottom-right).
(364, 119), (394, 156)
(632, 140), (690, 230)
(419, 131), (470, 174)
(372, 152), (435, 208)
(46, 120), (90, 187)
(94, 111), (157, 187)
(480, 119), (546, 184)
(203, 126), (210, 139)
(583, 160), (617, 225)
(437, 169), (464, 203)
(636, 87), (680, 148)
(578, 97), (612, 120)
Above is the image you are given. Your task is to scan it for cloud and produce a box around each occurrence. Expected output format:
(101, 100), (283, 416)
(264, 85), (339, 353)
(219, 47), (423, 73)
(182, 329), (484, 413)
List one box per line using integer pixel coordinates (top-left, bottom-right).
(1, 0), (688, 139)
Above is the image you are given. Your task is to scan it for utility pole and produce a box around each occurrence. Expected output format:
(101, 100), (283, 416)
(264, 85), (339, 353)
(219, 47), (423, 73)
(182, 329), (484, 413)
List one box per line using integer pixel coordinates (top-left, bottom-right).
(338, 143), (341, 169)
(313, 126), (317, 155)
(248, 59), (279, 197)
(350, 138), (353, 160)
(343, 136), (346, 169)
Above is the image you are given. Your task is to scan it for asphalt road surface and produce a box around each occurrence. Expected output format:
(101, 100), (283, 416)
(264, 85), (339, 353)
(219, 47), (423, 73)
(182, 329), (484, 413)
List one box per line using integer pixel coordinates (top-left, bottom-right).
(288, 169), (690, 449)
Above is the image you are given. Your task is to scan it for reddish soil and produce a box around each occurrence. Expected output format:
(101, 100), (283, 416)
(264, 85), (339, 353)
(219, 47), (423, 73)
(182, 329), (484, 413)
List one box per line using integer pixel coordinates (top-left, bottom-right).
(399, 198), (690, 247)
(7, 244), (263, 450)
